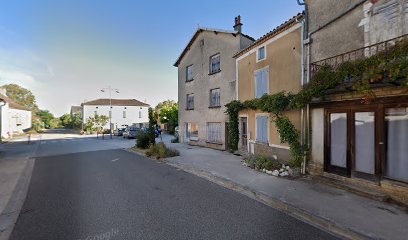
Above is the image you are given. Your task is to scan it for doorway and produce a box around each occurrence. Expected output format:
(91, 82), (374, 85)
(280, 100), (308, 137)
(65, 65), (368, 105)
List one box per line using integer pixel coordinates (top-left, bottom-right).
(326, 108), (379, 180)
(240, 117), (248, 150)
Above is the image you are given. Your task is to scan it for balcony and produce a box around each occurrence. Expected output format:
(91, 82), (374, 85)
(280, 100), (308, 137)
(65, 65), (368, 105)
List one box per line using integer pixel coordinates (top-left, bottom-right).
(311, 34), (408, 86)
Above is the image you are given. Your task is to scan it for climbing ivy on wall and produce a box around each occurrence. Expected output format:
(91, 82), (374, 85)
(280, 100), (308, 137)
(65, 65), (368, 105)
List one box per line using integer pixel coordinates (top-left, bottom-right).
(226, 38), (408, 167)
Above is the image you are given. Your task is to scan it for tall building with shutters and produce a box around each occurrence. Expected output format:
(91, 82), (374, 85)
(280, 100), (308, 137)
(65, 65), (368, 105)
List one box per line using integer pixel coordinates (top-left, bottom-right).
(174, 16), (254, 150)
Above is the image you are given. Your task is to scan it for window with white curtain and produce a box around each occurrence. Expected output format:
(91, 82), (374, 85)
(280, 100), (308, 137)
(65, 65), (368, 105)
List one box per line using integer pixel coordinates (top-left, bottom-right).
(185, 123), (198, 139)
(139, 111), (142, 118)
(256, 115), (269, 143)
(210, 54), (220, 74)
(255, 68), (268, 98)
(385, 107), (408, 182)
(209, 88), (220, 107)
(186, 65), (193, 81)
(207, 122), (222, 143)
(123, 111), (126, 118)
(186, 94), (194, 110)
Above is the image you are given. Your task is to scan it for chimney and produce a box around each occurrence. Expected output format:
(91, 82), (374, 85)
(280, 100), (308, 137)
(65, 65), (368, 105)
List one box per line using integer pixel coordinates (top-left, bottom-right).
(233, 15), (243, 33)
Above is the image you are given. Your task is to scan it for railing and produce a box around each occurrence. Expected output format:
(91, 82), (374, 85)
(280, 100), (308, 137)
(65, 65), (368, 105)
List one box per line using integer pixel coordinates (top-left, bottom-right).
(311, 34), (408, 80)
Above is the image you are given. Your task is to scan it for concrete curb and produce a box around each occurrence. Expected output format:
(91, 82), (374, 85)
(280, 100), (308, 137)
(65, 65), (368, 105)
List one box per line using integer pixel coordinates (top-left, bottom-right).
(0, 158), (35, 240)
(165, 162), (373, 240)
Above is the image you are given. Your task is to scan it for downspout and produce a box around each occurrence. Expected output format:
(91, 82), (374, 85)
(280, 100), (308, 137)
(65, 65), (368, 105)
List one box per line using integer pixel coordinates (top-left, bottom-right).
(297, 0), (308, 174)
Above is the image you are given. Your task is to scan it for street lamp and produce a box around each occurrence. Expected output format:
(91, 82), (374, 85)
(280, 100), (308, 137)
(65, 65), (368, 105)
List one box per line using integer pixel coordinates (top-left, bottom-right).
(0, 99), (6, 144)
(100, 86), (120, 139)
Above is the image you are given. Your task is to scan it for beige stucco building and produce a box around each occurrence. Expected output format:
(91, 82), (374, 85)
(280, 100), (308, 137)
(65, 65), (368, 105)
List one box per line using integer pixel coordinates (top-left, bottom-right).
(174, 16), (254, 150)
(234, 14), (303, 162)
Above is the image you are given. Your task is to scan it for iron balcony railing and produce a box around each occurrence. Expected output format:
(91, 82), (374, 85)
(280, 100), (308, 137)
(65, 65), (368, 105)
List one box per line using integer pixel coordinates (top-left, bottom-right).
(311, 34), (408, 81)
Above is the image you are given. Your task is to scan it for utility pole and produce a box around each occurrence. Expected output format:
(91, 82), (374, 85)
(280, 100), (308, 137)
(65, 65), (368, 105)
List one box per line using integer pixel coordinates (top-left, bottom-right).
(100, 86), (119, 139)
(0, 99), (5, 143)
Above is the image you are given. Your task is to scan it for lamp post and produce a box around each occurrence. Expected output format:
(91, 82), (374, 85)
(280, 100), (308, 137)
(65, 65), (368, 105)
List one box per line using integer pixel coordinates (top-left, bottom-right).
(0, 99), (6, 144)
(100, 86), (119, 139)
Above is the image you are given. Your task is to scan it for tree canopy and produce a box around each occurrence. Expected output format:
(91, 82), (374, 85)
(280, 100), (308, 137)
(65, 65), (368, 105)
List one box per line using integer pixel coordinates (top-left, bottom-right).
(155, 100), (178, 134)
(1, 84), (39, 112)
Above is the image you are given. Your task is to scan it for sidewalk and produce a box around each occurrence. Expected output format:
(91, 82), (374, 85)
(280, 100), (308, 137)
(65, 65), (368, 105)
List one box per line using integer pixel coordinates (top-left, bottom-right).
(160, 135), (408, 240)
(0, 142), (37, 240)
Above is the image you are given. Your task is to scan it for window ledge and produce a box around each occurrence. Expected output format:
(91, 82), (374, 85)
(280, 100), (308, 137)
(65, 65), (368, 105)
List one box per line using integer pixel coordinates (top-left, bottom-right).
(185, 108), (194, 111)
(208, 70), (221, 75)
(189, 138), (199, 142)
(186, 79), (194, 82)
(255, 141), (269, 145)
(208, 106), (221, 109)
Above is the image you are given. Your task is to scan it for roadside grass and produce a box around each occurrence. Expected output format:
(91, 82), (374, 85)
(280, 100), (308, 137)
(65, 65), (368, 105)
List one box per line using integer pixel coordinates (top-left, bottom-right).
(146, 142), (179, 159)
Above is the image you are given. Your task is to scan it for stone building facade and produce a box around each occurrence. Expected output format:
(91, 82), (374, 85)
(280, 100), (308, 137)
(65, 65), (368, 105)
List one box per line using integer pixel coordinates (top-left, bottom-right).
(304, 0), (408, 204)
(174, 17), (254, 150)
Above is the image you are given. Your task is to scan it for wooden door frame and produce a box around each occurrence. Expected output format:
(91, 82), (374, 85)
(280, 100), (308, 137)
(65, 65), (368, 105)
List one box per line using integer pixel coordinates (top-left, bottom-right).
(349, 107), (380, 182)
(324, 108), (351, 176)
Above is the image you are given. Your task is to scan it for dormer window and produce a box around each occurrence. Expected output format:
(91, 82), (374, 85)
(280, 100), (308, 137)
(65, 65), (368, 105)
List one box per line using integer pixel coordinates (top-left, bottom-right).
(257, 46), (266, 61)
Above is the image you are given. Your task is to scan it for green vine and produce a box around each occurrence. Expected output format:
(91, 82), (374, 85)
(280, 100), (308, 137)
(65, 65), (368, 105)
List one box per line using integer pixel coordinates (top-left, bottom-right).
(226, 38), (408, 167)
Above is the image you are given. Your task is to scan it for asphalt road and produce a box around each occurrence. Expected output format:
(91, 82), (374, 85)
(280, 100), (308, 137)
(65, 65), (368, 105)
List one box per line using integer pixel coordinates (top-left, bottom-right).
(10, 147), (338, 240)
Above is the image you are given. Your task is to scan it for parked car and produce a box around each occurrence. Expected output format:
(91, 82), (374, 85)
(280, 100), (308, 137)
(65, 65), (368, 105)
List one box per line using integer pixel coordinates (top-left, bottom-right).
(123, 127), (141, 139)
(114, 127), (126, 136)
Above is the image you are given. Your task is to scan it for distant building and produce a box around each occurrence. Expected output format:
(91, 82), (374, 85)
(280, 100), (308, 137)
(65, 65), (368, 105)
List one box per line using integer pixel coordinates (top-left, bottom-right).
(174, 16), (254, 150)
(81, 98), (150, 129)
(0, 88), (32, 138)
(70, 106), (82, 117)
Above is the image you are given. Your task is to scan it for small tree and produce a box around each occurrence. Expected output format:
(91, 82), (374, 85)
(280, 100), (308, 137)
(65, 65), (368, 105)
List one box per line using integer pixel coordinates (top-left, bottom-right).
(49, 118), (62, 129)
(85, 114), (109, 132)
(148, 108), (156, 145)
(60, 114), (73, 128)
(159, 103), (178, 134)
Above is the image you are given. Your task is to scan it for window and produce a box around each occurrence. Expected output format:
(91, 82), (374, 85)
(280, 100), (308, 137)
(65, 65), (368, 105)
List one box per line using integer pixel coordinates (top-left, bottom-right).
(256, 115), (269, 143)
(123, 111), (126, 118)
(185, 123), (199, 140)
(139, 111), (142, 118)
(186, 94), (194, 110)
(109, 111), (112, 118)
(207, 122), (222, 143)
(209, 88), (220, 107)
(94, 111), (98, 116)
(385, 107), (408, 182)
(186, 65), (193, 81)
(209, 53), (220, 74)
(257, 46), (266, 61)
(255, 68), (269, 98)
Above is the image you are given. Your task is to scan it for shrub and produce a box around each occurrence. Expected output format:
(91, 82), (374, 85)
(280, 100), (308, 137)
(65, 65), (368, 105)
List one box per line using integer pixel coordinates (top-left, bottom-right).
(245, 155), (281, 171)
(136, 131), (151, 149)
(146, 142), (179, 159)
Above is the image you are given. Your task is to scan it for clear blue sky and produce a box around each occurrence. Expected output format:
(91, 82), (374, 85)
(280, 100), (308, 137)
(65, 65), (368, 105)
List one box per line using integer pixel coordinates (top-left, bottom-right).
(0, 0), (303, 116)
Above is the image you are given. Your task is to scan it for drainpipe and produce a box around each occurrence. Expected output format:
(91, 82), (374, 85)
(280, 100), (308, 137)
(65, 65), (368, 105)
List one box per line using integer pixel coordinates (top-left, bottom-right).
(297, 0), (309, 174)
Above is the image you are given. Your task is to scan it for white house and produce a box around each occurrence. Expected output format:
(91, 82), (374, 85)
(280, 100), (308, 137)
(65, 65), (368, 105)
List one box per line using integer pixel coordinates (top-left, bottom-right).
(81, 98), (149, 130)
(0, 89), (32, 139)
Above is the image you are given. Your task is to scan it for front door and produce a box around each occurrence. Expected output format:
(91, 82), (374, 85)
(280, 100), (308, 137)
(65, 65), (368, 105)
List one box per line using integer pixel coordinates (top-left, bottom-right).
(240, 117), (248, 149)
(351, 110), (377, 179)
(326, 108), (379, 179)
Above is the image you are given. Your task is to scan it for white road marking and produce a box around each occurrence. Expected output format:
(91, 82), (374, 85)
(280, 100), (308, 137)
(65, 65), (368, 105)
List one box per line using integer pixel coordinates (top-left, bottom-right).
(111, 158), (120, 162)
